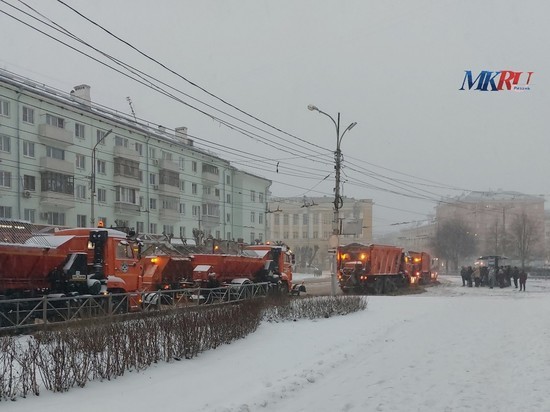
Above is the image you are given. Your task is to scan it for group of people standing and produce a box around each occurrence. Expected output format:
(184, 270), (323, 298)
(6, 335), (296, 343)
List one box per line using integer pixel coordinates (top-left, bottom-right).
(460, 265), (528, 291)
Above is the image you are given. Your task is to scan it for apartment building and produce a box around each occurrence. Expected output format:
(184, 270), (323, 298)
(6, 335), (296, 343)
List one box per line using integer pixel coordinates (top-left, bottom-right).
(267, 196), (373, 270)
(0, 70), (269, 242)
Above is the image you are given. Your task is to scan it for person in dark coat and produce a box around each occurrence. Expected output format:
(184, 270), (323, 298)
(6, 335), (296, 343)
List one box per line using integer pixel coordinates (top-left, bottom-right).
(512, 266), (520, 288)
(519, 270), (527, 291)
(466, 266), (474, 287)
(460, 266), (467, 286)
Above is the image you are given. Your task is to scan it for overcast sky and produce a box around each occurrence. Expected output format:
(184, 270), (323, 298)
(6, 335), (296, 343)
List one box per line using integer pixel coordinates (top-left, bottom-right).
(1, 0), (548, 235)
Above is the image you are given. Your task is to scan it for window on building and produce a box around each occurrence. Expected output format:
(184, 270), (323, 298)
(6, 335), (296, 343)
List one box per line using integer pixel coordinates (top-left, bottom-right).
(180, 180), (185, 192)
(227, 232), (231, 240)
(114, 158), (140, 179)
(96, 159), (106, 174)
(313, 213), (319, 224)
(75, 123), (85, 139)
(250, 232), (255, 244)
(97, 188), (106, 203)
(259, 193), (264, 203)
(23, 175), (35, 191)
(259, 213), (264, 224)
(192, 205), (200, 217)
(163, 225), (174, 236)
(259, 233), (263, 242)
(302, 231), (308, 238)
(136, 221), (144, 233)
(149, 147), (156, 159)
(76, 184), (86, 199)
(202, 163), (219, 175)
(77, 215), (87, 227)
(76, 154), (85, 169)
(313, 231), (319, 239)
(22, 106), (34, 124)
(283, 214), (289, 225)
(293, 231), (298, 239)
(149, 173), (156, 185)
(215, 188), (220, 197)
(115, 186), (137, 204)
(226, 213), (230, 223)
(23, 141), (35, 158)
(179, 203), (186, 214)
(274, 214), (280, 225)
(149, 223), (157, 234)
(114, 135), (129, 147)
(293, 214), (298, 225)
(179, 157), (185, 170)
(250, 190), (256, 202)
(192, 161), (197, 172)
(134, 142), (143, 155)
(161, 151), (173, 161)
(0, 99), (9, 117)
(24, 209), (35, 223)
(46, 114), (64, 128)
(96, 130), (107, 145)
(203, 186), (211, 195)
(283, 231), (289, 238)
(47, 212), (65, 225)
(149, 198), (157, 210)
(226, 194), (231, 204)
(41, 172), (74, 194)
(179, 226), (186, 238)
(250, 211), (255, 223)
(226, 175), (230, 185)
(0, 206), (12, 218)
(46, 146), (64, 160)
(0, 135), (10, 153)
(192, 183), (197, 195)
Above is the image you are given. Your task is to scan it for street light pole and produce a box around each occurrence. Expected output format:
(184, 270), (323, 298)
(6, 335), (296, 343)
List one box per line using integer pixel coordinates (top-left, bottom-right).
(90, 129), (113, 226)
(308, 104), (357, 295)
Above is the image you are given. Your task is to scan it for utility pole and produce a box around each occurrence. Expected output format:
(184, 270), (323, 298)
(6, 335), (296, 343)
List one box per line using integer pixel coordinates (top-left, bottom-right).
(90, 129), (113, 226)
(308, 105), (357, 295)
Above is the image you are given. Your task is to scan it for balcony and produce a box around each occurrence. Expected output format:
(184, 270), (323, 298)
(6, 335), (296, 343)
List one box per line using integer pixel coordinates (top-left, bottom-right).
(159, 208), (180, 221)
(38, 124), (73, 146)
(113, 174), (141, 189)
(202, 214), (221, 226)
(39, 157), (75, 174)
(40, 191), (75, 209)
(159, 159), (179, 172)
(201, 170), (219, 184)
(114, 202), (141, 215)
(113, 145), (140, 162)
(158, 183), (180, 193)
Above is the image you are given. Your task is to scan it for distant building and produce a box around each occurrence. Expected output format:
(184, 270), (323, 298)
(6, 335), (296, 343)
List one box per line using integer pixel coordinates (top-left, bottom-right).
(266, 196), (373, 270)
(0, 69), (269, 242)
(435, 190), (545, 261)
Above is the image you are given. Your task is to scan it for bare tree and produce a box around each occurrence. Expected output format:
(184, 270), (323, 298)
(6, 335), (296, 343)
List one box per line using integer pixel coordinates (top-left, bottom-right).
(509, 212), (540, 270)
(432, 218), (477, 271)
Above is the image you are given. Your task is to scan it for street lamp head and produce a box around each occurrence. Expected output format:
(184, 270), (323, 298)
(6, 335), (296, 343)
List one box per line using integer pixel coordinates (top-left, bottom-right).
(307, 104), (319, 112)
(348, 122), (357, 130)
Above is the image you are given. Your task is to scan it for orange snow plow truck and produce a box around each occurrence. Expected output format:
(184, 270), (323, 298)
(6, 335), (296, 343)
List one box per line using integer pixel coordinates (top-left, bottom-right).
(337, 243), (409, 294)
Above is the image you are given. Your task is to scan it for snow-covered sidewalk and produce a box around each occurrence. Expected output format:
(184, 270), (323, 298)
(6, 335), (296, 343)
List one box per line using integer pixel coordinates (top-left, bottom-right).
(4, 274), (549, 412)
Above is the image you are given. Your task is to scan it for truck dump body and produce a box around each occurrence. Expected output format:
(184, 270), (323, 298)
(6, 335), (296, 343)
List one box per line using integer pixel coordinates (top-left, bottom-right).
(337, 243), (407, 294)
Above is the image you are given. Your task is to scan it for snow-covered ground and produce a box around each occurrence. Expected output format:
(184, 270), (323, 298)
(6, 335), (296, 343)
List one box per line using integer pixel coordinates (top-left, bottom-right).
(5, 274), (549, 412)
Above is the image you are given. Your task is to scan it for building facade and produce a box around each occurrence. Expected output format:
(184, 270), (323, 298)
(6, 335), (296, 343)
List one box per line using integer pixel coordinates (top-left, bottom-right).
(436, 191), (545, 260)
(0, 70), (269, 242)
(266, 196), (373, 270)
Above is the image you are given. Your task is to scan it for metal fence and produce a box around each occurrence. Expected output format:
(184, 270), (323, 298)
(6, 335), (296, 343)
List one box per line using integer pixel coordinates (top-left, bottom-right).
(0, 282), (270, 333)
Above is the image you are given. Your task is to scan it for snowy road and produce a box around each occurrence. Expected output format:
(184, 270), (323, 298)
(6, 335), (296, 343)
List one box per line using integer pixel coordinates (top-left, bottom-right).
(5, 274), (550, 412)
